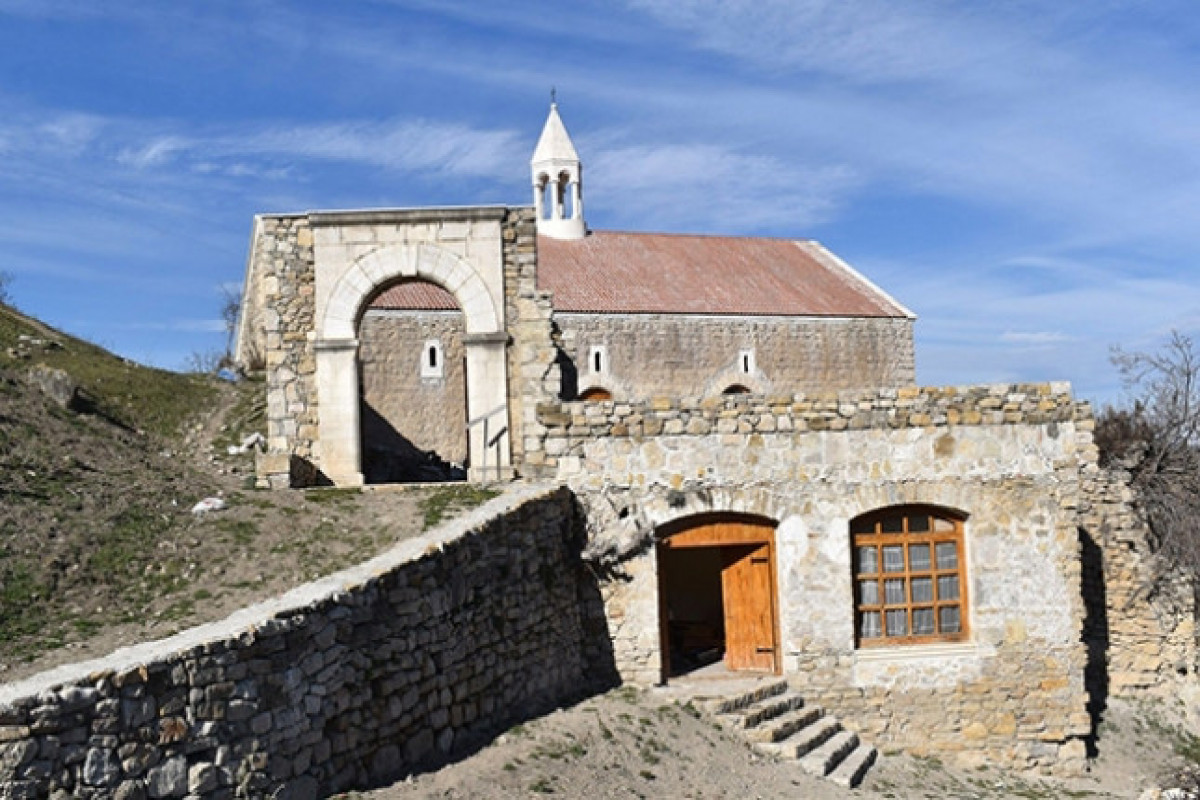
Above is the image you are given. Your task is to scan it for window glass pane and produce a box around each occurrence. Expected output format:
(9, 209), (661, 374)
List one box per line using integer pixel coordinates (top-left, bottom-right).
(860, 611), (882, 639)
(936, 542), (958, 570)
(908, 515), (931, 533)
(882, 545), (905, 572)
(857, 545), (878, 574)
(885, 609), (907, 636)
(851, 518), (875, 535)
(911, 577), (933, 603)
(913, 608), (935, 635)
(939, 606), (961, 633)
(884, 579), (906, 605)
(938, 575), (960, 601)
(858, 580), (879, 605)
(909, 544), (931, 571)
(933, 517), (956, 532)
(881, 515), (904, 534)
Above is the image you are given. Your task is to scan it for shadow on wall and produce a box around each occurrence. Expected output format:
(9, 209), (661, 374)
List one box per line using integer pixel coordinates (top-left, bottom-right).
(1079, 526), (1110, 759)
(348, 490), (621, 793)
(360, 401), (466, 484)
(556, 345), (579, 401)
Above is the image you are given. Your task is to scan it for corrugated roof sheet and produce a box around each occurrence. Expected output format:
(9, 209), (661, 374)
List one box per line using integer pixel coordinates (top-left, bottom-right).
(538, 231), (910, 317)
(369, 281), (460, 311)
(365, 231), (910, 318)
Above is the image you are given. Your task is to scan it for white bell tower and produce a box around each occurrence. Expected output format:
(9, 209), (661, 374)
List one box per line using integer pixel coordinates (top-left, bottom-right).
(531, 98), (586, 240)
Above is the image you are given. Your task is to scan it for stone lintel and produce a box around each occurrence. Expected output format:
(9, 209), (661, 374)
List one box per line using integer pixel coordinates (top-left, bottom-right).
(462, 331), (510, 346)
(308, 206), (514, 227)
(313, 337), (359, 352)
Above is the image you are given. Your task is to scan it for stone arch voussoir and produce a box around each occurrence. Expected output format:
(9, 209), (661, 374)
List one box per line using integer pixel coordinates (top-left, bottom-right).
(320, 243), (500, 340)
(846, 484), (972, 526)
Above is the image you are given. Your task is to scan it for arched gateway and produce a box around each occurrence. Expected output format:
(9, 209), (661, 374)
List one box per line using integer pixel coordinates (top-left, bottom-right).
(311, 215), (512, 487)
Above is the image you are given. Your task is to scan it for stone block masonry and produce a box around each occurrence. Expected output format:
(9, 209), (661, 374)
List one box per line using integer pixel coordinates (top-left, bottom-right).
(526, 383), (1095, 773)
(0, 486), (615, 799)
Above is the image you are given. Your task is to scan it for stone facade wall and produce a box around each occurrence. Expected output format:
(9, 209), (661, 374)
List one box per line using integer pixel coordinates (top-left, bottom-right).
(244, 215), (320, 488)
(359, 309), (467, 479)
(1080, 467), (1197, 698)
(0, 487), (614, 799)
(555, 313), (914, 400)
(529, 384), (1092, 772)
(501, 207), (560, 474)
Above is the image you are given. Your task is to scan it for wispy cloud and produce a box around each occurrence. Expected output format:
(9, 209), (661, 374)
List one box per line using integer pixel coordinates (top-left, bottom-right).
(1000, 331), (1073, 346)
(221, 119), (524, 179)
(587, 137), (858, 232)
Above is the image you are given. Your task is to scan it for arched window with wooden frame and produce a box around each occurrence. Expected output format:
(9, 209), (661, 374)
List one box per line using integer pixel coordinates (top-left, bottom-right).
(851, 506), (968, 647)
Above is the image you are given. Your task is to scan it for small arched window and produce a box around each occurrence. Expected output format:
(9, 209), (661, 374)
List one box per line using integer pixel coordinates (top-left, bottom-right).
(579, 387), (613, 402)
(723, 384), (751, 395)
(851, 506), (968, 646)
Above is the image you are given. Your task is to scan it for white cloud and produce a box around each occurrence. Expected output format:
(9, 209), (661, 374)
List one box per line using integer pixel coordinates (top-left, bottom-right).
(225, 119), (524, 179)
(1000, 331), (1073, 346)
(117, 136), (191, 169)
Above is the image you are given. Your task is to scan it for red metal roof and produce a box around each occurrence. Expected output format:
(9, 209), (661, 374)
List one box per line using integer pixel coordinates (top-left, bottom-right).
(366, 231), (910, 318)
(369, 281), (460, 311)
(538, 231), (910, 317)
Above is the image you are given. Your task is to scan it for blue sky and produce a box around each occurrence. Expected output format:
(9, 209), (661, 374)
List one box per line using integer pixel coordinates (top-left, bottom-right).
(1, 1), (1198, 405)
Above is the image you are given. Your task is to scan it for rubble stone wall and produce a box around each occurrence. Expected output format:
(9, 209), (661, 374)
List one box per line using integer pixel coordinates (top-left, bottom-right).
(1080, 468), (1197, 699)
(0, 487), (613, 800)
(531, 384), (1093, 772)
(238, 215), (320, 488)
(501, 207), (559, 474)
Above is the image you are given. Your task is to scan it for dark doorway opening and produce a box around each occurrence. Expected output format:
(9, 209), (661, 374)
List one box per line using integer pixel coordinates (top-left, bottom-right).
(659, 546), (727, 675)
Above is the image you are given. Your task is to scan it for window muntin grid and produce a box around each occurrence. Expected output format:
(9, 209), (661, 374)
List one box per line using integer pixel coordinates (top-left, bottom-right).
(852, 509), (968, 646)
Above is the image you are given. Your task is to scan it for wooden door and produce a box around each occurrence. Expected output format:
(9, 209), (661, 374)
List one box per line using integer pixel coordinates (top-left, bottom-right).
(721, 543), (778, 672)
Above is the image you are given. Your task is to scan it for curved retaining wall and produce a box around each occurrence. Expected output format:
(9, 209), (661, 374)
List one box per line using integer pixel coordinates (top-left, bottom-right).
(0, 486), (613, 799)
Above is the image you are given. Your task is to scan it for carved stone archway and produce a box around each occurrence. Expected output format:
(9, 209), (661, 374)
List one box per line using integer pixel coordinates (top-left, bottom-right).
(314, 241), (509, 486)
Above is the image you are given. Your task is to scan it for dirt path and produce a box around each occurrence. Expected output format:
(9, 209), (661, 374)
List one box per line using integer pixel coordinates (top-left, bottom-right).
(337, 689), (1197, 800)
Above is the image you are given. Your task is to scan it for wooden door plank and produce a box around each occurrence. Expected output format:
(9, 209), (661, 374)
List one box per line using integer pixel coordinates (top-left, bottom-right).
(722, 543), (775, 671)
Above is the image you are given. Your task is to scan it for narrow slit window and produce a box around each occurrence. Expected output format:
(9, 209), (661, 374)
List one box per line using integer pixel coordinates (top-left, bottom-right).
(588, 345), (607, 375)
(420, 339), (444, 379)
(738, 348), (756, 375)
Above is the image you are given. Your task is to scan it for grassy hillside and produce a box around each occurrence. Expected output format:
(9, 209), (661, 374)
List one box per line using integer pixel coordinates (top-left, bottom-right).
(0, 303), (230, 659)
(0, 302), (497, 678)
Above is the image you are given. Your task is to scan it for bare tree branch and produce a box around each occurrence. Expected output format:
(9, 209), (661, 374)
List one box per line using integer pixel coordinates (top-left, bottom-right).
(1099, 331), (1200, 583)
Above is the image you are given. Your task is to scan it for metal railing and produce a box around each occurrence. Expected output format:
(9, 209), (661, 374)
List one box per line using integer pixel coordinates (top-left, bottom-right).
(467, 404), (508, 481)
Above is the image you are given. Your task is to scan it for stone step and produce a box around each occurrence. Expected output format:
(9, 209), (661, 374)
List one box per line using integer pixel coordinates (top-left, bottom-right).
(697, 683), (879, 790)
(702, 678), (789, 716)
(750, 704), (827, 747)
(799, 729), (859, 777)
(720, 692), (806, 730)
(827, 742), (878, 789)
(763, 713), (840, 759)
(747, 704), (825, 744)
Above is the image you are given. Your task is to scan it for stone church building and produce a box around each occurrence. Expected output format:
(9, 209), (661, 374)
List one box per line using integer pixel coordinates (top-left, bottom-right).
(232, 104), (1192, 773)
